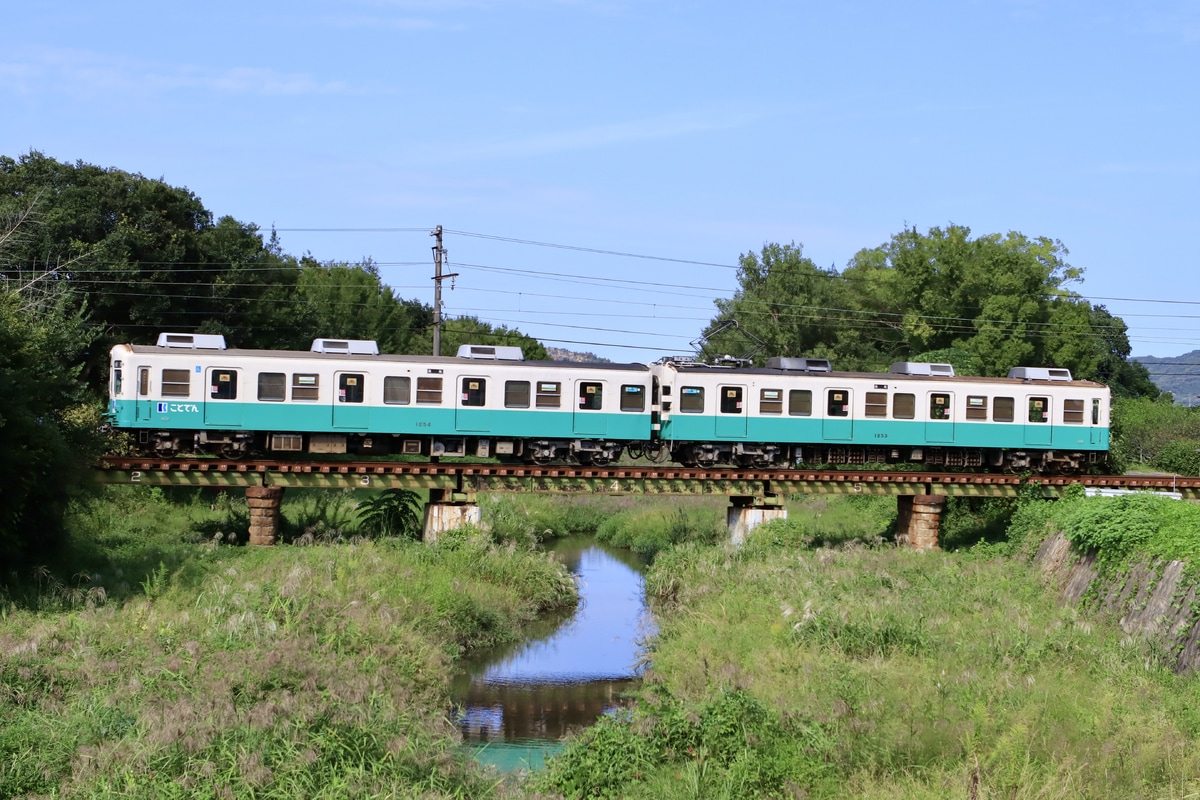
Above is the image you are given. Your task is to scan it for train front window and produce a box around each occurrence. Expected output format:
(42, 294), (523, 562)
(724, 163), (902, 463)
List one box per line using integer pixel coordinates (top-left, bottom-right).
(112, 361), (123, 395)
(210, 370), (238, 400)
(462, 378), (486, 407)
(339, 374), (365, 404)
(162, 369), (190, 398)
(258, 372), (285, 402)
(579, 382), (603, 411)
(1092, 398), (1101, 425)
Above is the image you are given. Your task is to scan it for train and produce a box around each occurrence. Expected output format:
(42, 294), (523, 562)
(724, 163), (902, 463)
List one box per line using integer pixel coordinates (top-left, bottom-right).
(106, 333), (1111, 474)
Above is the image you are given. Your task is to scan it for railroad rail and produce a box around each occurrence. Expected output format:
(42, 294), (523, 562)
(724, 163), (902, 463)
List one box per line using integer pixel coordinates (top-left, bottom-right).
(94, 458), (1200, 501)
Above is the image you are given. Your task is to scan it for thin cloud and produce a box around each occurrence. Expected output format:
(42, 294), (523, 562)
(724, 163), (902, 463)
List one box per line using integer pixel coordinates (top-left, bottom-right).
(0, 46), (368, 98)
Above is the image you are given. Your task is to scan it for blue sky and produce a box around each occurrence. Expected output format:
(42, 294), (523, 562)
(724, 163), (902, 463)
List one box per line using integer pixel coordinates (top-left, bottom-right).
(4, 1), (1198, 364)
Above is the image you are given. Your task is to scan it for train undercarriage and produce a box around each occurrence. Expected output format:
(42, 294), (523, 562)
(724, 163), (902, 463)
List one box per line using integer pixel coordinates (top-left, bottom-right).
(130, 430), (1102, 474)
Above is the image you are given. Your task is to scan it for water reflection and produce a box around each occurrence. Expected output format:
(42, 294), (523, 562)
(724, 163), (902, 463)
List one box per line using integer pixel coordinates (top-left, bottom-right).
(450, 536), (654, 752)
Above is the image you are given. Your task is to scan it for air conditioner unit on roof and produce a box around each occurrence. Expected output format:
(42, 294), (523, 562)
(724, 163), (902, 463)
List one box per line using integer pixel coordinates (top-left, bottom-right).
(890, 362), (956, 377)
(157, 333), (227, 350)
(1008, 367), (1072, 382)
(311, 339), (380, 355)
(457, 344), (524, 360)
(766, 356), (832, 372)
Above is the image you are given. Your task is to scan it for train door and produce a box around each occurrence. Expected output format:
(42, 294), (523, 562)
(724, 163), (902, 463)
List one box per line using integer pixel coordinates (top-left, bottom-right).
(1090, 398), (1104, 445)
(715, 385), (747, 438)
(573, 380), (607, 435)
(333, 371), (369, 429)
(822, 388), (853, 440)
(1024, 395), (1051, 445)
(204, 368), (242, 427)
(925, 391), (954, 442)
(136, 366), (154, 422)
(456, 376), (491, 431)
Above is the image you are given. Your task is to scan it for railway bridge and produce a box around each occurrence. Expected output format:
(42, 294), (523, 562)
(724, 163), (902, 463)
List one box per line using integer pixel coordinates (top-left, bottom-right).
(95, 458), (1200, 549)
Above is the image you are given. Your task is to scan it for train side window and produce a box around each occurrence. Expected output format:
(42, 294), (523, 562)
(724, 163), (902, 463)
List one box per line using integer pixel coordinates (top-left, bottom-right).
(1092, 398), (1100, 425)
(462, 378), (486, 407)
(1028, 397), (1048, 423)
(112, 361), (123, 395)
(339, 373), (365, 404)
(620, 385), (645, 412)
(258, 372), (286, 402)
(720, 387), (743, 414)
(892, 393), (915, 419)
(139, 367), (150, 396)
(680, 386), (705, 413)
(929, 393), (950, 420)
(505, 380), (530, 408)
(292, 373), (319, 401)
(1063, 398), (1085, 424)
(535, 382), (561, 408)
(827, 389), (849, 417)
(789, 389), (812, 416)
(210, 370), (238, 400)
(579, 382), (603, 410)
(162, 369), (191, 398)
(865, 392), (887, 418)
(416, 377), (443, 404)
(994, 396), (1014, 422)
(384, 376), (411, 405)
(966, 395), (987, 421)
(760, 388), (783, 415)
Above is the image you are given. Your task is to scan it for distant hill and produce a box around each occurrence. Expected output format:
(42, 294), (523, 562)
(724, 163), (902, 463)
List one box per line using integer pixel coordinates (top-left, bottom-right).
(545, 347), (611, 364)
(1133, 351), (1200, 404)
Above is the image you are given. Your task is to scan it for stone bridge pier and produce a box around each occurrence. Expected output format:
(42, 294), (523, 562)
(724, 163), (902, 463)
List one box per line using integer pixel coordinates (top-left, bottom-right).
(894, 495), (944, 550)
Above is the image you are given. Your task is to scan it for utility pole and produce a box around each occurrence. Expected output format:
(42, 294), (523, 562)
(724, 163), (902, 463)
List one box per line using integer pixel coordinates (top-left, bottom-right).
(430, 225), (457, 356)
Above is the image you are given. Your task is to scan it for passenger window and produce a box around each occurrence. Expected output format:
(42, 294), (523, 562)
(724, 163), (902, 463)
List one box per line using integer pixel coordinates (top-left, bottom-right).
(258, 372), (285, 402)
(994, 396), (1015, 422)
(865, 392), (887, 418)
(1063, 398), (1085, 424)
(384, 376), (411, 405)
(892, 393), (915, 419)
(462, 378), (486, 407)
(680, 386), (705, 413)
(827, 389), (849, 417)
(416, 377), (443, 404)
(162, 369), (191, 398)
(620, 384), (645, 412)
(966, 395), (987, 421)
(929, 393), (950, 420)
(536, 382), (561, 408)
(292, 373), (319, 401)
(720, 387), (743, 414)
(210, 370), (238, 400)
(789, 389), (812, 416)
(578, 382), (603, 410)
(760, 389), (783, 415)
(1092, 398), (1100, 425)
(505, 380), (531, 408)
(112, 361), (123, 395)
(339, 373), (365, 404)
(1028, 397), (1048, 423)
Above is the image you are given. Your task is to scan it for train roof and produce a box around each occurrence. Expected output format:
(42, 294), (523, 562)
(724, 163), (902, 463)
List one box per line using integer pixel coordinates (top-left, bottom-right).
(120, 344), (651, 372)
(662, 361), (1108, 388)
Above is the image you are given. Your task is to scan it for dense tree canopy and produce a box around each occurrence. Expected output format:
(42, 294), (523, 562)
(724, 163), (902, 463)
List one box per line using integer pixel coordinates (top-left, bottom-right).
(704, 226), (1157, 399)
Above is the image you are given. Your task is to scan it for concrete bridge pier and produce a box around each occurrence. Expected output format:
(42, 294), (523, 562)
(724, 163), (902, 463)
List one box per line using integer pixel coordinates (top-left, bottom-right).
(423, 489), (482, 542)
(246, 485), (284, 545)
(895, 495), (944, 550)
(728, 495), (787, 545)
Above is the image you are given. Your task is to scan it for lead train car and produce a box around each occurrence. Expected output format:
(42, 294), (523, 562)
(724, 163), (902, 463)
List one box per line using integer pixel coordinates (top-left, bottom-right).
(108, 334), (653, 464)
(655, 358), (1110, 473)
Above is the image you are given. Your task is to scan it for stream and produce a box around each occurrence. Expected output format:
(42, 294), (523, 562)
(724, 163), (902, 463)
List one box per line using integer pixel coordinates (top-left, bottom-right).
(448, 535), (655, 771)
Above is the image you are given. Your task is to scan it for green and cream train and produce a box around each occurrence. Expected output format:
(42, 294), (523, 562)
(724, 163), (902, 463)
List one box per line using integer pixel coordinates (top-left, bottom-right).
(107, 334), (1111, 473)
